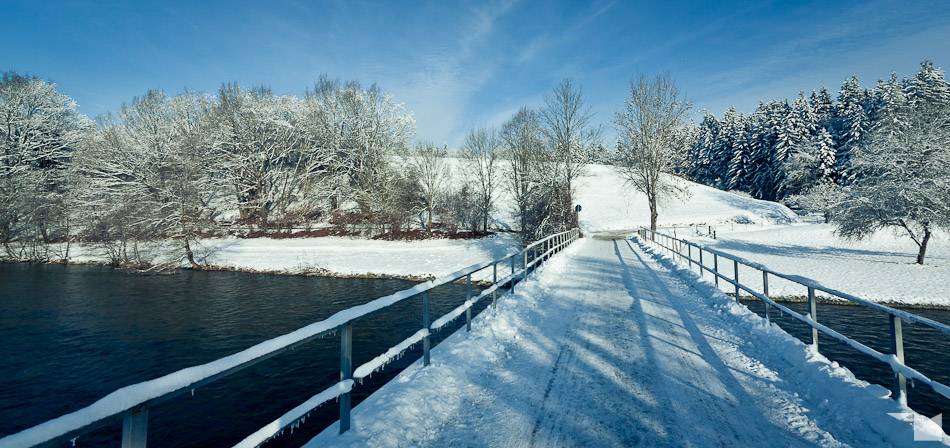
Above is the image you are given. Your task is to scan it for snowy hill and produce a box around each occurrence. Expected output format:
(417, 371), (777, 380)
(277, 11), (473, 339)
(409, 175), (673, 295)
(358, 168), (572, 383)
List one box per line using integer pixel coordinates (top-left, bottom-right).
(572, 165), (799, 232)
(442, 159), (800, 233)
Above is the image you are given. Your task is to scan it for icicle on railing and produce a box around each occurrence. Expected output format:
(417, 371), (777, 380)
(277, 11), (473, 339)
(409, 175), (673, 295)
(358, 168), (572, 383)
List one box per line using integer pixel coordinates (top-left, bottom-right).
(231, 380), (354, 448)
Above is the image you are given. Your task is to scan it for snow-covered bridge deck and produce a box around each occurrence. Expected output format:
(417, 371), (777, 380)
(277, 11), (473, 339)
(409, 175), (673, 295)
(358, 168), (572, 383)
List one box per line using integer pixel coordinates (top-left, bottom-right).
(307, 237), (942, 447)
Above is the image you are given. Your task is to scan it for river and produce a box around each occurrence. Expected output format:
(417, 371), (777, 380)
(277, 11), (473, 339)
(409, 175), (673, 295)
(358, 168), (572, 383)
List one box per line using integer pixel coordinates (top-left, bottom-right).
(0, 262), (488, 447)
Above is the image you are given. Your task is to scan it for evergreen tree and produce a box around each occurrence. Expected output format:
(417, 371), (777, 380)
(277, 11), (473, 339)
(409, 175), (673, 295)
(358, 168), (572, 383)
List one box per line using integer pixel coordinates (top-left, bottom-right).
(691, 113), (720, 184)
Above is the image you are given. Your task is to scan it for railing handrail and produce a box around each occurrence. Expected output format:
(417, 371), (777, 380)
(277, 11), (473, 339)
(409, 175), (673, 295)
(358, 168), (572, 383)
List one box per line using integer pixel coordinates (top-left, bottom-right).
(634, 226), (950, 407)
(636, 227), (950, 336)
(0, 228), (580, 448)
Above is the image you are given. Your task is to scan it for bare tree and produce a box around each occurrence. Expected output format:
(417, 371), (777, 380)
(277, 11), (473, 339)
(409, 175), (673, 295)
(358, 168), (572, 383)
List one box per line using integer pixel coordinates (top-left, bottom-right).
(407, 142), (449, 230)
(540, 78), (601, 227)
(501, 107), (545, 238)
(614, 73), (692, 231)
(461, 126), (500, 232)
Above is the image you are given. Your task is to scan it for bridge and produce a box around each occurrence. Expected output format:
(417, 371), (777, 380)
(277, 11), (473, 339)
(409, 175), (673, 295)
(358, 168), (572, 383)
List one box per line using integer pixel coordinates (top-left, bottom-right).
(2, 228), (948, 447)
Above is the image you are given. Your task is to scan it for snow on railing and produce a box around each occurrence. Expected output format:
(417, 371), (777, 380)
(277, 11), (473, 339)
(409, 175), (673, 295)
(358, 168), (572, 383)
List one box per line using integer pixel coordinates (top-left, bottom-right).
(634, 227), (950, 407)
(0, 228), (580, 448)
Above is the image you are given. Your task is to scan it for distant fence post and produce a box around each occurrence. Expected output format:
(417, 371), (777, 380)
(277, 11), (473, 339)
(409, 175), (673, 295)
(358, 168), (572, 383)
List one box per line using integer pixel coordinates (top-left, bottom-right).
(890, 315), (908, 405)
(762, 271), (770, 324)
(339, 322), (353, 433)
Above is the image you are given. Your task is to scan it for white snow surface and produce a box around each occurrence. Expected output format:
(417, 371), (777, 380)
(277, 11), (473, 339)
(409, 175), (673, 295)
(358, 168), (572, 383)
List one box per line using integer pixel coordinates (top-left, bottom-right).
(305, 238), (947, 447)
(573, 164), (800, 232)
(679, 223), (950, 307)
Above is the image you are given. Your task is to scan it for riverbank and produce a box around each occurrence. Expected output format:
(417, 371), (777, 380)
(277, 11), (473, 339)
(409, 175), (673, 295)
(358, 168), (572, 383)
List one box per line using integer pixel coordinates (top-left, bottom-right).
(3, 233), (520, 283)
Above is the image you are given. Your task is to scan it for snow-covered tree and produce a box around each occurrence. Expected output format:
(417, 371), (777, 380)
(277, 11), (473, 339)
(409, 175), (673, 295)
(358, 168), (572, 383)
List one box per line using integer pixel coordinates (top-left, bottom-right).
(502, 106), (546, 238)
(540, 77), (601, 228)
(614, 73), (692, 231)
(461, 125), (500, 232)
(407, 142), (450, 230)
(832, 61), (950, 264)
(0, 72), (90, 259)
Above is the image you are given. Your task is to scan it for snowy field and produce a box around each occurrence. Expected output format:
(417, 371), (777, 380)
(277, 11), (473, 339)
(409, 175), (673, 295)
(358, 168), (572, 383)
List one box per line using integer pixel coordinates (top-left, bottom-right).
(677, 224), (950, 307)
(306, 238), (947, 447)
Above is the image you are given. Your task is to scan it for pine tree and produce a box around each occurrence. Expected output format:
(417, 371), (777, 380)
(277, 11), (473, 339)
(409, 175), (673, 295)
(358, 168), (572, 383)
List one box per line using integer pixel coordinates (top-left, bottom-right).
(835, 75), (870, 184)
(815, 128), (836, 180)
(691, 113), (720, 184)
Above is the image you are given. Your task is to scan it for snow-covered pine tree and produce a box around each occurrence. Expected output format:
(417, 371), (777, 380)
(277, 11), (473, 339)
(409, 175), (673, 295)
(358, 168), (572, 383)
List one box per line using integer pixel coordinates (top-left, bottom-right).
(721, 109), (748, 191)
(870, 72), (910, 138)
(691, 113), (720, 184)
(810, 86), (835, 127)
(815, 128), (836, 180)
(835, 75), (870, 184)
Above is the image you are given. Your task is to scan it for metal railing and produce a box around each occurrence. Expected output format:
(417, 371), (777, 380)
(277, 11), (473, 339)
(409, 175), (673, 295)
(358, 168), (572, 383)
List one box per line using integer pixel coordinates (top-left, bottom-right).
(635, 227), (950, 407)
(1, 228), (581, 448)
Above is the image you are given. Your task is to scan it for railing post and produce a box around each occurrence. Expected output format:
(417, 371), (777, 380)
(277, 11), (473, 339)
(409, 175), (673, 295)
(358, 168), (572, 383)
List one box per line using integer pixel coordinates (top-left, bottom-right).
(510, 256), (516, 292)
(524, 251), (529, 280)
(688, 244), (692, 270)
(423, 292), (431, 366)
(699, 249), (704, 278)
(121, 408), (148, 448)
(713, 254), (719, 288)
(492, 263), (498, 309)
(339, 322), (353, 433)
(465, 274), (472, 332)
(733, 260), (740, 302)
(808, 287), (818, 348)
(762, 271), (770, 324)
(890, 314), (907, 405)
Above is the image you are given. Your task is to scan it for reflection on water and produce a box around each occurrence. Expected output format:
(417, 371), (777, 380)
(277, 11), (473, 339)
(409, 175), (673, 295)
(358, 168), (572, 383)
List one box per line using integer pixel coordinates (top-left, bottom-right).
(0, 262), (487, 447)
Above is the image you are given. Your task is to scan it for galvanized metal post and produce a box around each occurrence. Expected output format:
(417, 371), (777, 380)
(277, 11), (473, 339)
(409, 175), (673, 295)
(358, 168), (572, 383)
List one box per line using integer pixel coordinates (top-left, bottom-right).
(733, 260), (740, 301)
(889, 314), (907, 405)
(699, 249), (704, 278)
(524, 251), (529, 280)
(465, 274), (472, 332)
(492, 263), (498, 309)
(762, 271), (770, 324)
(121, 408), (148, 448)
(808, 287), (818, 348)
(339, 322), (353, 433)
(713, 254), (719, 288)
(423, 292), (431, 366)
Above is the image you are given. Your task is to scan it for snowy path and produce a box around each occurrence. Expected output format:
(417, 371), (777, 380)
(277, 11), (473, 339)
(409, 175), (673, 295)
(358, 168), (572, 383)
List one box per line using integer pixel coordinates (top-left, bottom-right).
(306, 238), (945, 447)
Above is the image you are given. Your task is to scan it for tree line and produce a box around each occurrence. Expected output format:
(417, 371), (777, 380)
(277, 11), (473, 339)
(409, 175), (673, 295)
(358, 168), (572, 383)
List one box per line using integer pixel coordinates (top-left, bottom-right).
(1, 73), (602, 267)
(678, 61), (950, 263)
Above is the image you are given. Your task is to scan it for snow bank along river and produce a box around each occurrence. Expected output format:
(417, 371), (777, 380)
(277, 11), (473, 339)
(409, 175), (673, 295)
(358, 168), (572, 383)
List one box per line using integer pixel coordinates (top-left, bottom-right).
(0, 262), (485, 447)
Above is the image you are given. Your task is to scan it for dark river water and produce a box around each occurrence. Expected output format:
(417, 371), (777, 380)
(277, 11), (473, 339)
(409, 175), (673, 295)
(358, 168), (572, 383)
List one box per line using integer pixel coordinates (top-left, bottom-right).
(742, 299), (950, 420)
(0, 262), (490, 447)
(2, 262), (947, 447)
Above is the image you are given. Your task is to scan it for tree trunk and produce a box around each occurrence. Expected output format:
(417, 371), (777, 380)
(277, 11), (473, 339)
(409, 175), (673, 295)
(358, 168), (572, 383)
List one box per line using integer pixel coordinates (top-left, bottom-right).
(916, 228), (931, 265)
(649, 195), (658, 231)
(184, 238), (200, 269)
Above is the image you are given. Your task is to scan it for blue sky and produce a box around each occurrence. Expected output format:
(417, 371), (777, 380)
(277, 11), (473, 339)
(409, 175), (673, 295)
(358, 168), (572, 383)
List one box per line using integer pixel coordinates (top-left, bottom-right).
(3, 0), (949, 147)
